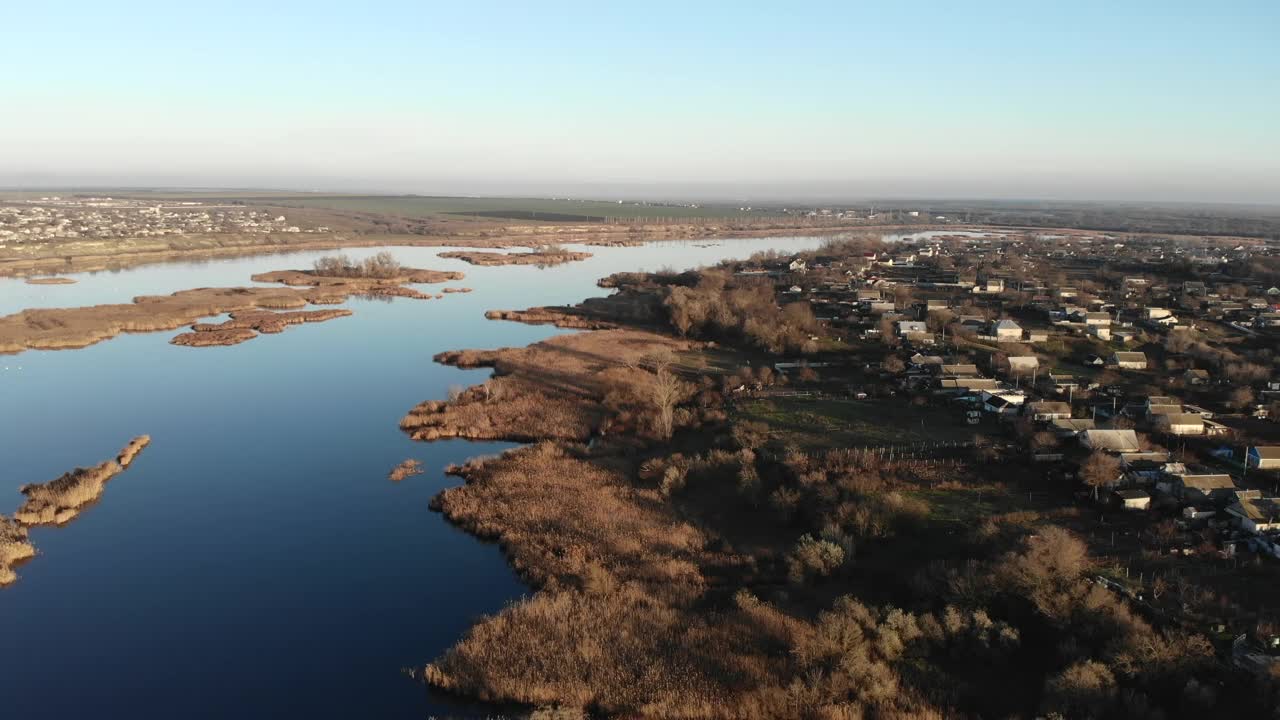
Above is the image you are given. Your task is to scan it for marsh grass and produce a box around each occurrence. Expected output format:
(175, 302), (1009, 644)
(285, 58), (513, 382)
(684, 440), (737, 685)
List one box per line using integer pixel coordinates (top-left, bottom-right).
(388, 458), (424, 482)
(13, 436), (150, 526)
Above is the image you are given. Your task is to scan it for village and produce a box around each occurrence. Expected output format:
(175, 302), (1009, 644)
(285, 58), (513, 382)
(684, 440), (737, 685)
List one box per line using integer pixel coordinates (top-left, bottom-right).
(716, 230), (1280, 668)
(0, 196), (321, 244)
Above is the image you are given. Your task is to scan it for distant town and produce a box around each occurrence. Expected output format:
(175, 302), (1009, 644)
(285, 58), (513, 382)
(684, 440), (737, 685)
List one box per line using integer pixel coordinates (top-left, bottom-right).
(0, 196), (326, 244)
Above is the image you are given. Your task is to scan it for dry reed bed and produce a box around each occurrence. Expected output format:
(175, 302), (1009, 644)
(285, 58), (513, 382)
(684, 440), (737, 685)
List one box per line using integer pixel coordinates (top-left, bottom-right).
(483, 308), (615, 330)
(436, 250), (592, 267)
(172, 308), (353, 346)
(420, 434), (944, 716)
(388, 459), (424, 482)
(24, 277), (76, 285)
(0, 516), (36, 586)
(400, 329), (690, 442)
(250, 267), (463, 287)
(0, 286), (316, 354)
(0, 263), (457, 354)
(406, 329), (877, 716)
(2, 436), (150, 586)
(14, 436), (151, 526)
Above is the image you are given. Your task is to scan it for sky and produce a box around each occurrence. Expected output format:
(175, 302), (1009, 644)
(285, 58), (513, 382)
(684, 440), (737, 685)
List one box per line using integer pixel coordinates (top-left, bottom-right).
(2, 1), (1278, 203)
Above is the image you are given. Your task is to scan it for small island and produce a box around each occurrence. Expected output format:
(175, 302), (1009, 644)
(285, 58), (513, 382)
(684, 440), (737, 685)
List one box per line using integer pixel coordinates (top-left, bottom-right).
(2, 436), (151, 586)
(24, 276), (77, 285)
(438, 246), (591, 267)
(0, 253), (461, 355)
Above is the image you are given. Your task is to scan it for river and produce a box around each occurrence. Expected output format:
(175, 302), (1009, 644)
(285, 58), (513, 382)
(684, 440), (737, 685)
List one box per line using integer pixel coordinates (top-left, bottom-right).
(0, 236), (830, 719)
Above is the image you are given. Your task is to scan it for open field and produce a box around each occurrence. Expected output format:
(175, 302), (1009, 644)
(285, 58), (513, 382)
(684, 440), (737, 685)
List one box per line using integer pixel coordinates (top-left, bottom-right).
(104, 193), (766, 221)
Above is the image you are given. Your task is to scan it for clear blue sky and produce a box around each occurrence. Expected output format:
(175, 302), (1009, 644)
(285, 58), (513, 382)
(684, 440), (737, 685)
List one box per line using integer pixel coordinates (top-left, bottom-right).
(3, 1), (1277, 203)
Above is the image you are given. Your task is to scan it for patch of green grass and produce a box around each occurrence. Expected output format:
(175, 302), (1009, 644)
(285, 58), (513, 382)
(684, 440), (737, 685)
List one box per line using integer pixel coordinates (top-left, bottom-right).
(910, 488), (1017, 527)
(736, 397), (975, 449)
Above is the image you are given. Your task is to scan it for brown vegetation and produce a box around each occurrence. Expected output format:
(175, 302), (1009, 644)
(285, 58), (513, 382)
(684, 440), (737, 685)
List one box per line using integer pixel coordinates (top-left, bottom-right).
(402, 263), (1255, 717)
(437, 247), (591, 267)
(388, 459), (424, 482)
(483, 308), (615, 330)
(23, 276), (76, 285)
(13, 436), (151, 526)
(0, 516), (36, 586)
(171, 308), (353, 347)
(0, 255), (450, 355)
(400, 329), (695, 443)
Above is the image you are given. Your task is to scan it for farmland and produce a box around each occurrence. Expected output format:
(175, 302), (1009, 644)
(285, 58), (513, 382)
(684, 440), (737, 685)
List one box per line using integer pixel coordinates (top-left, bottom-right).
(103, 193), (766, 222)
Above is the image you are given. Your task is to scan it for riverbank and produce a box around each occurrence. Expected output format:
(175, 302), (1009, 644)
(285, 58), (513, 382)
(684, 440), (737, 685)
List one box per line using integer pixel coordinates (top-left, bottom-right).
(403, 311), (966, 717)
(401, 327), (693, 443)
(0, 218), (866, 278)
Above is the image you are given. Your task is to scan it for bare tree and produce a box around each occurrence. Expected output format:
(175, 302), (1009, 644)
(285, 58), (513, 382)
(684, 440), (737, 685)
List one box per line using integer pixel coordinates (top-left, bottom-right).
(649, 366), (684, 440)
(1080, 451), (1121, 499)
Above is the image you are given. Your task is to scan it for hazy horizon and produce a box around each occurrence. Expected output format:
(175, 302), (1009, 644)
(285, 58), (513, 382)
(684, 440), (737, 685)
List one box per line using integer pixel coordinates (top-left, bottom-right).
(4, 2), (1277, 204)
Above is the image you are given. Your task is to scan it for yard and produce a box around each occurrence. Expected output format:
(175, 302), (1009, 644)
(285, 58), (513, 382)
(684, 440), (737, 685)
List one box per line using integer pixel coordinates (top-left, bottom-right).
(735, 395), (979, 449)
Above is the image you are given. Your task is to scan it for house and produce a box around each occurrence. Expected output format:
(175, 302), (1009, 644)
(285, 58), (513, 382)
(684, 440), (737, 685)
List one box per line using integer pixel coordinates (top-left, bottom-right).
(1249, 447), (1280, 471)
(1226, 496), (1280, 534)
(1120, 452), (1171, 484)
(1083, 312), (1112, 326)
(1026, 401), (1072, 422)
(1005, 356), (1039, 375)
(982, 394), (1023, 417)
(1109, 352), (1148, 370)
(1047, 374), (1080, 394)
(908, 353), (944, 369)
(1082, 429), (1141, 454)
(1089, 325), (1112, 341)
(1144, 307), (1173, 320)
(1051, 418), (1096, 437)
(789, 259), (807, 272)
(1184, 368), (1210, 386)
(897, 320), (928, 336)
(1146, 403), (1183, 418)
(976, 278), (1005, 294)
(993, 319), (1023, 341)
(925, 299), (949, 311)
(1115, 489), (1151, 511)
(1168, 473), (1237, 503)
(1156, 413), (1206, 436)
(1024, 328), (1049, 343)
(940, 364), (981, 378)
(1183, 281), (1207, 295)
(939, 378), (1000, 392)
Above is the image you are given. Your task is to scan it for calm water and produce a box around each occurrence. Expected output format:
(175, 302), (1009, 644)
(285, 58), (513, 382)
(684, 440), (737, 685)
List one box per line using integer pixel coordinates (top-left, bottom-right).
(0, 236), (828, 719)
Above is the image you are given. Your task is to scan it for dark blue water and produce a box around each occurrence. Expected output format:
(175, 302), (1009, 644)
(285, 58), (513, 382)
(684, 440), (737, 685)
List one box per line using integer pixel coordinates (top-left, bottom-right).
(0, 237), (827, 719)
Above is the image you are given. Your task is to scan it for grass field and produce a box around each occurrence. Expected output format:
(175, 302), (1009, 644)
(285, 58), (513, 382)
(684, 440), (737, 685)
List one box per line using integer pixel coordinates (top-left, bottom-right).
(736, 396), (977, 448)
(259, 195), (761, 221)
